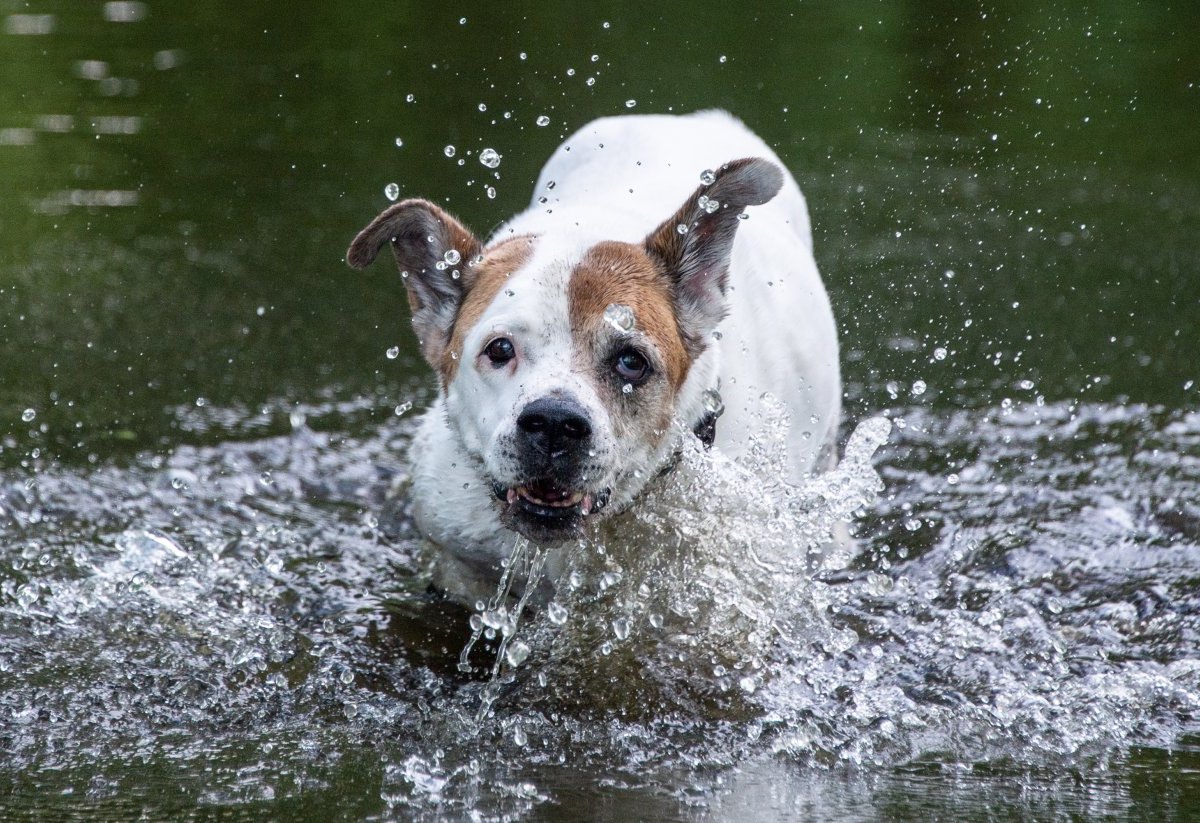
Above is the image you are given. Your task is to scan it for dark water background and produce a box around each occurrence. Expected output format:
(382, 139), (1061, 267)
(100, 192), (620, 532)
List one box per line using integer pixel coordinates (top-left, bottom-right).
(2, 2), (1198, 820)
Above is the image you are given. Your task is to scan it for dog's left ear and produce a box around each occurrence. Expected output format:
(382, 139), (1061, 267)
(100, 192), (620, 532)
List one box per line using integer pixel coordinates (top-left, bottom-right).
(346, 198), (483, 367)
(645, 157), (783, 350)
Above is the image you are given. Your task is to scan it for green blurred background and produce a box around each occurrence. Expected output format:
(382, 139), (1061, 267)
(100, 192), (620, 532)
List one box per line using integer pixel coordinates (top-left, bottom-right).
(1, 0), (1197, 467)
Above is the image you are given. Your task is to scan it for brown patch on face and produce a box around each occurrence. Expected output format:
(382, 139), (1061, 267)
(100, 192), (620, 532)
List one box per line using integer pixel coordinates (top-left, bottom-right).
(438, 235), (536, 383)
(567, 241), (692, 392)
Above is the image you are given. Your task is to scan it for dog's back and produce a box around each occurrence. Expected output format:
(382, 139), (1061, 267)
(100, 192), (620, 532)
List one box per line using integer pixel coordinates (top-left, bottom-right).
(502, 110), (841, 481)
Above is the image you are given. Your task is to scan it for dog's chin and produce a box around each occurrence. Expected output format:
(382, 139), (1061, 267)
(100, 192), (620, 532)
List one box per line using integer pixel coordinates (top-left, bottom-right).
(490, 479), (611, 544)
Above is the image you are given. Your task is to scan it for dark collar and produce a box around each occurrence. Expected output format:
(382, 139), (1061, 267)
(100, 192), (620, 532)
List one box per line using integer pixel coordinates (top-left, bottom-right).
(657, 395), (723, 478)
(692, 407), (720, 449)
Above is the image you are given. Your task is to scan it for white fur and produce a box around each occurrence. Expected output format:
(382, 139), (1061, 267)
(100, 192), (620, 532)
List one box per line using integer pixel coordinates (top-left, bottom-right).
(408, 110), (841, 602)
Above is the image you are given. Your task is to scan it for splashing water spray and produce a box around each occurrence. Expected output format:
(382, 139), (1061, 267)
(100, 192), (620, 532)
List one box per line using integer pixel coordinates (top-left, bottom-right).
(458, 535), (551, 722)
(459, 413), (893, 723)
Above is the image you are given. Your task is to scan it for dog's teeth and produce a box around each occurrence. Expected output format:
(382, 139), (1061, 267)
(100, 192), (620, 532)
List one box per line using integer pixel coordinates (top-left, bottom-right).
(581, 493), (593, 515)
(507, 488), (518, 505)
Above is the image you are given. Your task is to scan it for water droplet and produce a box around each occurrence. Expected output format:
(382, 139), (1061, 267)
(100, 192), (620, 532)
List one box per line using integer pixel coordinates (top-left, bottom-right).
(443, 145), (456, 158)
(911, 380), (927, 396)
(259, 470), (273, 486)
(443, 249), (461, 266)
(738, 675), (759, 694)
(386, 346), (400, 360)
(547, 602), (568, 625)
(16, 584), (39, 610)
(866, 572), (893, 595)
(505, 640), (530, 667)
(477, 102), (486, 112)
(599, 571), (621, 589)
(1047, 597), (1064, 615)
(622, 383), (633, 395)
(719, 55), (728, 63)
(624, 99), (637, 108)
(612, 617), (630, 640)
(603, 303), (635, 332)
(21, 408), (36, 423)
(933, 347), (947, 361)
(600, 641), (613, 655)
(394, 400), (413, 416)
(343, 702), (358, 719)
(486, 185), (496, 200)
(406, 93), (415, 103)
(648, 613), (663, 629)
(676, 223), (689, 235)
(697, 194), (720, 214)
(536, 115), (550, 127)
(702, 388), (724, 416)
(699, 169), (716, 185)
(512, 725), (528, 746)
(394, 137), (403, 148)
(479, 148), (501, 168)
(904, 517), (922, 531)
(481, 608), (507, 630)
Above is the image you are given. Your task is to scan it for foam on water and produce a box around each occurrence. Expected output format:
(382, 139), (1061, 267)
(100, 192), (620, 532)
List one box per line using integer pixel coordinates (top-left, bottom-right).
(1, 397), (1198, 816)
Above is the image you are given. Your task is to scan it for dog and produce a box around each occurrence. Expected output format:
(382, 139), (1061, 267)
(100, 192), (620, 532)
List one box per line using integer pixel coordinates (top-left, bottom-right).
(347, 110), (841, 604)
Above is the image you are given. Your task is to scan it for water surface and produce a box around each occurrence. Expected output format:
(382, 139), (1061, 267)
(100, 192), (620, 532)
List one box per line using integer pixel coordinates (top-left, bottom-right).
(2, 2), (1198, 820)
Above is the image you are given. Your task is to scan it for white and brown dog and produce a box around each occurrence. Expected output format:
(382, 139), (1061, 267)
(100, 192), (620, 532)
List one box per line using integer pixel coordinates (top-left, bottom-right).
(348, 110), (841, 602)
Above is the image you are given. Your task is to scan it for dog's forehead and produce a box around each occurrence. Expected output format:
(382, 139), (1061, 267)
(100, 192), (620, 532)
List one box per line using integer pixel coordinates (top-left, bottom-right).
(468, 234), (582, 341)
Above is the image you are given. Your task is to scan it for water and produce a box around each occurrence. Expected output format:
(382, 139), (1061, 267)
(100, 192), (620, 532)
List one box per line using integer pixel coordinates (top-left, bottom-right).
(3, 1), (1199, 820)
(2, 399), (1197, 818)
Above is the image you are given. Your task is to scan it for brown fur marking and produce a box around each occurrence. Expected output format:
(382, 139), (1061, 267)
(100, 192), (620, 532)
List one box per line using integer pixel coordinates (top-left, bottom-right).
(439, 235), (536, 383)
(567, 241), (691, 392)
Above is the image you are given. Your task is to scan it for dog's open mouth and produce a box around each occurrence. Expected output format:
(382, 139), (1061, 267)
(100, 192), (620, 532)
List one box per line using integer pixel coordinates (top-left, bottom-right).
(490, 479), (610, 541)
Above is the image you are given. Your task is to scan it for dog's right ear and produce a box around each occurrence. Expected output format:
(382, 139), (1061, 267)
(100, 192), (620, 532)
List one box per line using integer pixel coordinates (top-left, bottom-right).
(347, 198), (483, 367)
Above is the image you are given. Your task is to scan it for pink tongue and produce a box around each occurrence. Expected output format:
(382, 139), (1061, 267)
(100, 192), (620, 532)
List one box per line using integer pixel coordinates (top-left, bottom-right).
(527, 480), (568, 502)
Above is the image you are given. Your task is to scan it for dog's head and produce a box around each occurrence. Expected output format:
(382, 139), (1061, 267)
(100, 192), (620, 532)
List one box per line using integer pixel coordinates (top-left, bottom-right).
(348, 158), (782, 544)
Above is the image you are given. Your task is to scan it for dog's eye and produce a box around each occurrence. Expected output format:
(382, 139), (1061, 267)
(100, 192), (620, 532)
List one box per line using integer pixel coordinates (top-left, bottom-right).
(483, 337), (516, 366)
(614, 348), (650, 384)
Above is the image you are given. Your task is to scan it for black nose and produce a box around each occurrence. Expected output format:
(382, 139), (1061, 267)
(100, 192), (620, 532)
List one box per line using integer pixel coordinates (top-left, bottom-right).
(517, 397), (592, 459)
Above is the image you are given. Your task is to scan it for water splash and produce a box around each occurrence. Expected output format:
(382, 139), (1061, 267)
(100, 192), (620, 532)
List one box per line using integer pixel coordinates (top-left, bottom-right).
(2, 397), (1198, 815)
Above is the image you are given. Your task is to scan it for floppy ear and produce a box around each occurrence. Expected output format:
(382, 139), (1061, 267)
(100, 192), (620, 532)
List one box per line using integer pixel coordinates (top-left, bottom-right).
(346, 198), (483, 367)
(644, 157), (783, 351)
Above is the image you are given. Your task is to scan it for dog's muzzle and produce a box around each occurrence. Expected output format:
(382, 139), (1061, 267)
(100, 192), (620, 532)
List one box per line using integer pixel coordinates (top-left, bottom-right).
(490, 395), (610, 543)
